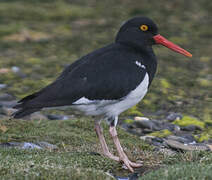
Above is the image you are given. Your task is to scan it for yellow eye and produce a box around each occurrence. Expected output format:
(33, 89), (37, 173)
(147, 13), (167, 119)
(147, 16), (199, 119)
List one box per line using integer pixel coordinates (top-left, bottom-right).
(140, 25), (148, 31)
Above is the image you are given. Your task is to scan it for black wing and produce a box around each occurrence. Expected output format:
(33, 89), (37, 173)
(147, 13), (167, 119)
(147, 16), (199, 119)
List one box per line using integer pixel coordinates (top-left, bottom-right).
(13, 44), (147, 118)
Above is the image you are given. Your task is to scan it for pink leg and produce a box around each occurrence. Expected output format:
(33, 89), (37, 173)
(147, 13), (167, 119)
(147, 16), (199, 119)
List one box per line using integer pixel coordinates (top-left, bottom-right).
(109, 126), (142, 172)
(95, 121), (119, 161)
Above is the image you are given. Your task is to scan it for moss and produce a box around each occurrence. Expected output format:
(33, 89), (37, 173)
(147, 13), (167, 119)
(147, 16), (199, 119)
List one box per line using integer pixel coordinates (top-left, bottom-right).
(159, 78), (171, 94)
(147, 129), (172, 138)
(122, 105), (143, 117)
(123, 119), (134, 124)
(173, 116), (205, 129)
(197, 78), (212, 87)
(195, 128), (212, 142)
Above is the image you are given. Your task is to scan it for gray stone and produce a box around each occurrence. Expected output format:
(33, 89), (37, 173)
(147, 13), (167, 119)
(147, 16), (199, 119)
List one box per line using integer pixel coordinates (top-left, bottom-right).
(181, 125), (202, 131)
(0, 93), (15, 101)
(0, 100), (18, 108)
(0, 142), (42, 150)
(165, 139), (210, 151)
(11, 66), (20, 73)
(167, 135), (196, 144)
(166, 113), (182, 122)
(0, 84), (7, 89)
(135, 119), (161, 131)
(36, 141), (58, 150)
(135, 118), (180, 133)
(0, 141), (58, 150)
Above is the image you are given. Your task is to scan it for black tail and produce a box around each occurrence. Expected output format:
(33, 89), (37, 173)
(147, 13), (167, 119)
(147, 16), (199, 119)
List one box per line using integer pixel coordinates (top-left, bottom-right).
(12, 107), (41, 119)
(12, 92), (42, 119)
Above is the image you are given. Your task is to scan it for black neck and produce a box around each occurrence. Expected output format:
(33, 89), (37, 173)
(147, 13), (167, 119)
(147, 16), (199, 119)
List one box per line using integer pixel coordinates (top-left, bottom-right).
(116, 42), (157, 86)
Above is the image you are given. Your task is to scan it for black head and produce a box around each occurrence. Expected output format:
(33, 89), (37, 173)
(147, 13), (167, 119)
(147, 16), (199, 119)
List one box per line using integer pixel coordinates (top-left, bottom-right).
(116, 16), (192, 57)
(116, 17), (158, 50)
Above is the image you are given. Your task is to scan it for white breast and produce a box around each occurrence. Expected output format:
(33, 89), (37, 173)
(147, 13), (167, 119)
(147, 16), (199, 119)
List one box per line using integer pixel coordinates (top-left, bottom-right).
(72, 73), (149, 117)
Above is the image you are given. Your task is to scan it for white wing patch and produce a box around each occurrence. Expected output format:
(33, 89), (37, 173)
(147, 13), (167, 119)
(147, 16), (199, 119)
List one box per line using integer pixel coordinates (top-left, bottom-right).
(135, 61), (146, 69)
(73, 97), (94, 105)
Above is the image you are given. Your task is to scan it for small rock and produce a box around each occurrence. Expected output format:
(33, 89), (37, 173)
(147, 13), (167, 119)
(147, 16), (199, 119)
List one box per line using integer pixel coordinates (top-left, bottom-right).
(11, 66), (20, 73)
(135, 118), (180, 133)
(36, 141), (58, 150)
(142, 128), (154, 134)
(167, 135), (196, 144)
(47, 114), (69, 120)
(0, 93), (15, 101)
(0, 84), (7, 89)
(181, 125), (202, 131)
(141, 136), (165, 147)
(21, 142), (42, 149)
(0, 142), (58, 150)
(165, 139), (210, 151)
(134, 119), (161, 131)
(166, 113), (182, 122)
(177, 134), (196, 143)
(140, 135), (156, 141)
(134, 116), (149, 121)
(0, 142), (42, 150)
(0, 100), (18, 108)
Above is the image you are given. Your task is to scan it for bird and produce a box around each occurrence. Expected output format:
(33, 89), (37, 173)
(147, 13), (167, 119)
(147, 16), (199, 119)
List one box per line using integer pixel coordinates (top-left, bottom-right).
(13, 16), (192, 172)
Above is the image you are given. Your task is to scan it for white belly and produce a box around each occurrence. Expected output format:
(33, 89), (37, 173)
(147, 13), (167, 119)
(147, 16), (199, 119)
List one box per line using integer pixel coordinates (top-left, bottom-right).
(72, 73), (149, 117)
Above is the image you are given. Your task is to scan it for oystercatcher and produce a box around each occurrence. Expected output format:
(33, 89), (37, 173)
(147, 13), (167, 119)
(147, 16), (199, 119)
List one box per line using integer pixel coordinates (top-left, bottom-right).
(13, 17), (192, 172)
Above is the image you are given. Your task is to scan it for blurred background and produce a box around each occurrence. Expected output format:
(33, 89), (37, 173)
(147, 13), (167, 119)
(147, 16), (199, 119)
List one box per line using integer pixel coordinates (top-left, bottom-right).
(0, 0), (211, 120)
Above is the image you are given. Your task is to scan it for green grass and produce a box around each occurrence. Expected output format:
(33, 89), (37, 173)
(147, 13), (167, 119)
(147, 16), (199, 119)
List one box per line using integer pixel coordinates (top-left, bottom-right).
(141, 163), (212, 180)
(141, 151), (212, 179)
(0, 118), (157, 179)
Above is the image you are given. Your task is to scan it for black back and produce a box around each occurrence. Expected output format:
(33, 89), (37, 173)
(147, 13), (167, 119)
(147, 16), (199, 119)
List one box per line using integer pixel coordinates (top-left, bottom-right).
(13, 16), (158, 118)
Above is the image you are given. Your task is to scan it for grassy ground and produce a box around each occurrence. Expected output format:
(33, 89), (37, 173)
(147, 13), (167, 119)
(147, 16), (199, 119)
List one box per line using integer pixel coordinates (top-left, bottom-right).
(0, 117), (158, 179)
(0, 0), (211, 179)
(0, 118), (212, 179)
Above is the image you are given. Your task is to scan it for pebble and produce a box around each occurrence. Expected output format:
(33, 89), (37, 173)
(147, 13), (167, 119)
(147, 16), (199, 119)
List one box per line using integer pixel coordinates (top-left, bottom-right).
(11, 66), (20, 73)
(0, 100), (17, 108)
(0, 142), (42, 150)
(166, 135), (196, 144)
(0, 93), (15, 101)
(165, 139), (210, 151)
(0, 84), (7, 89)
(166, 113), (182, 122)
(0, 141), (58, 150)
(181, 125), (202, 131)
(134, 118), (180, 132)
(134, 118), (161, 131)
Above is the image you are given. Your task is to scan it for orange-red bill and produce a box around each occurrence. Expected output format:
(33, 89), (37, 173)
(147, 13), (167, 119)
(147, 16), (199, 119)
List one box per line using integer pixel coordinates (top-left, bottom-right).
(153, 34), (192, 58)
